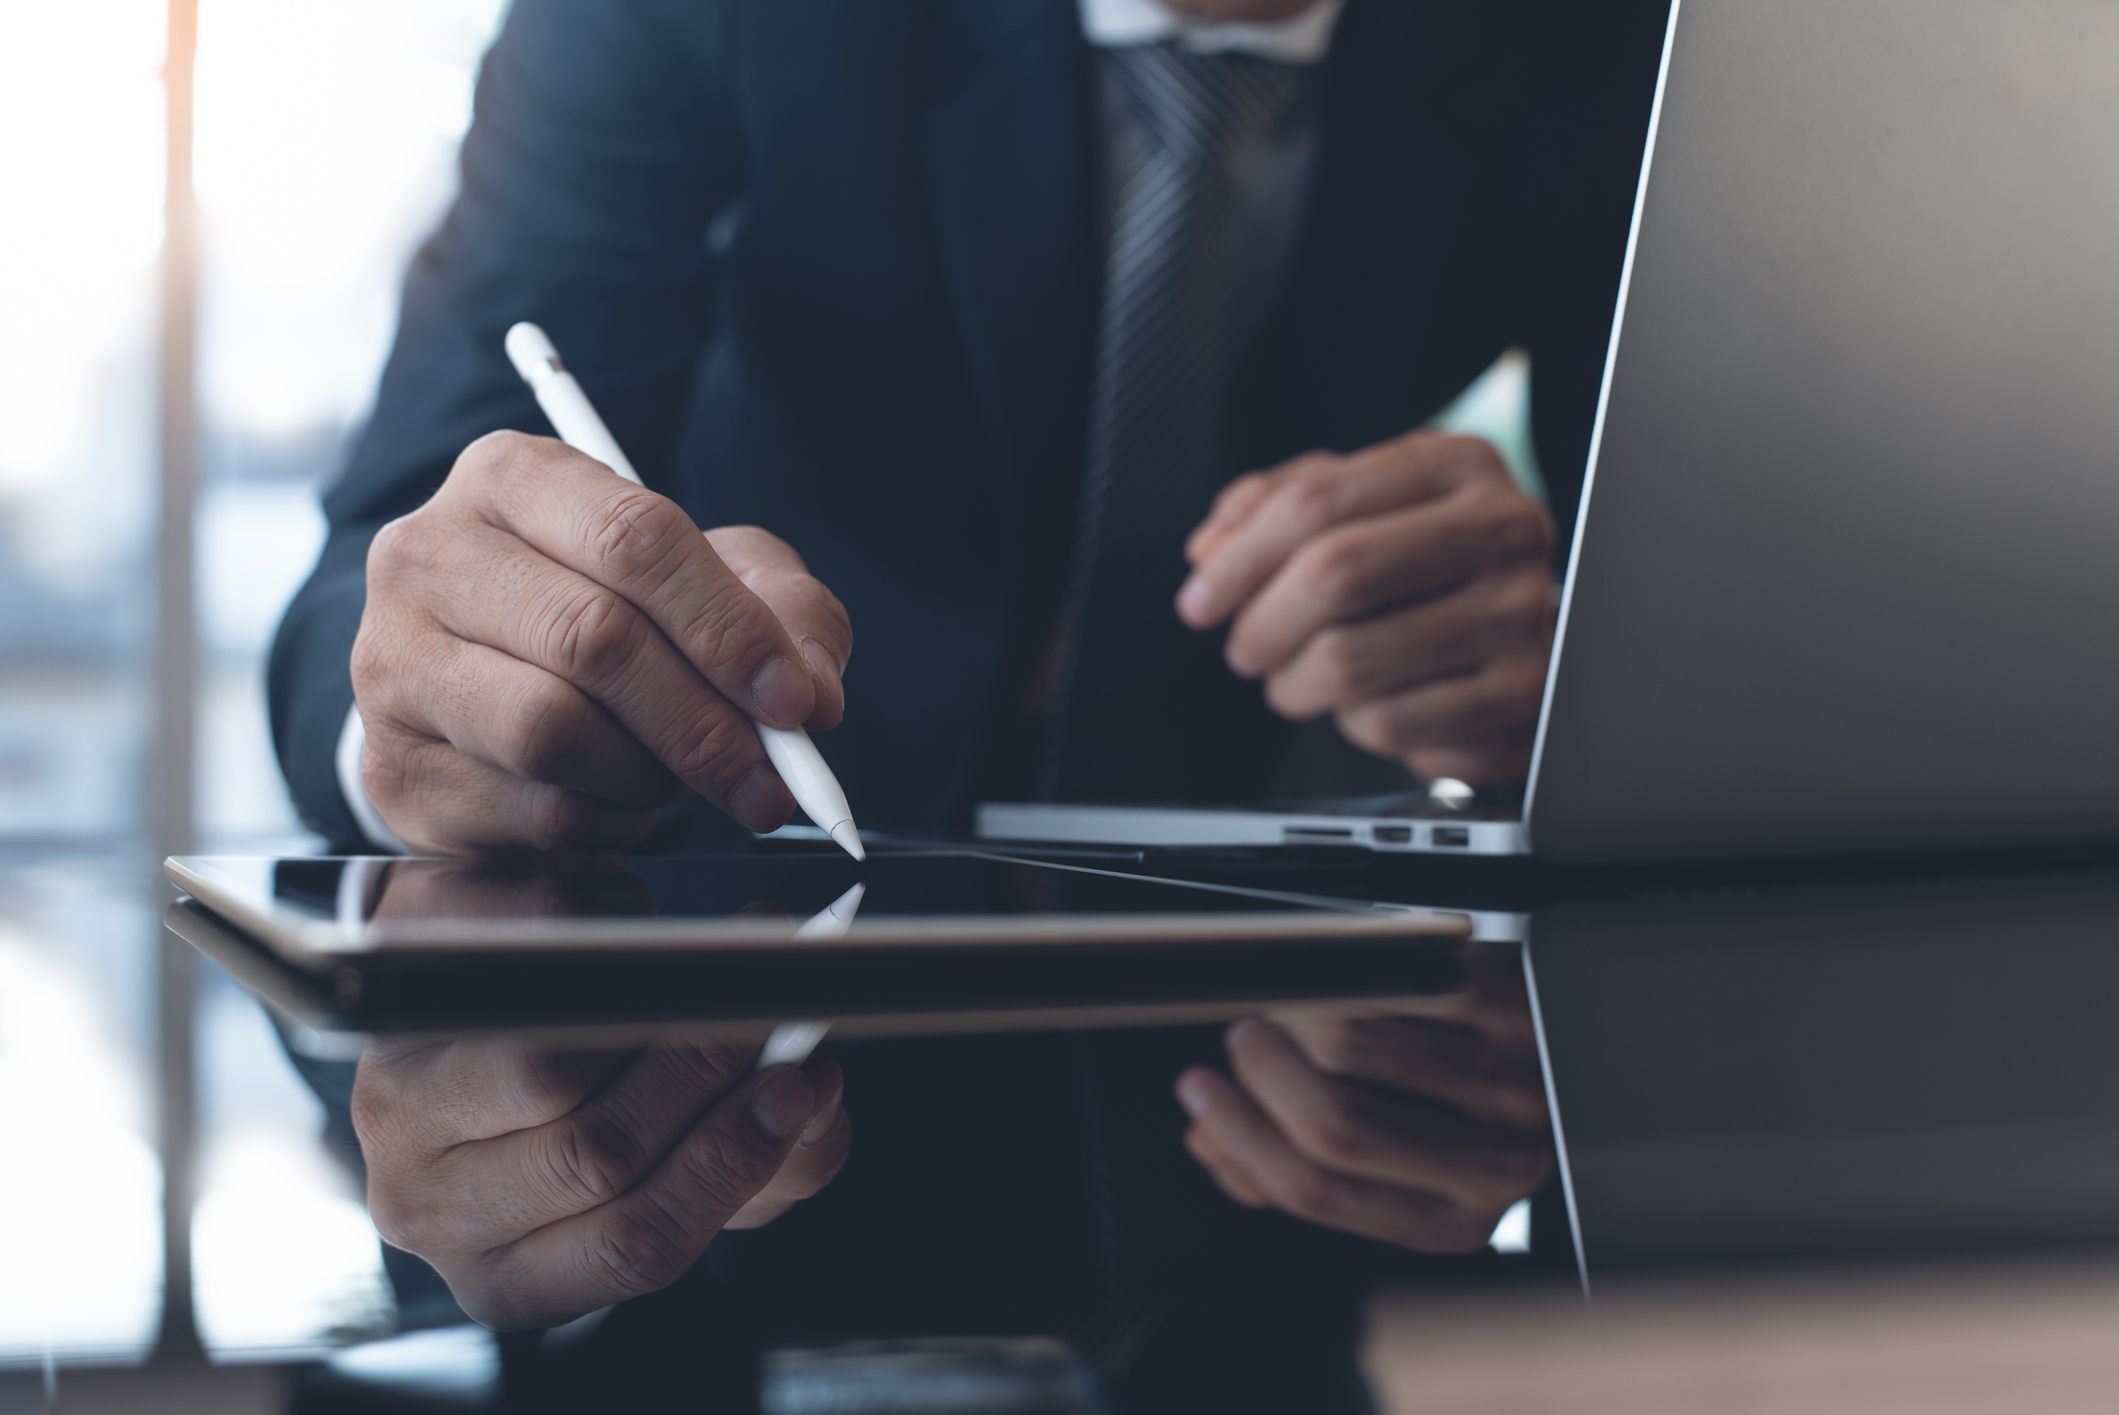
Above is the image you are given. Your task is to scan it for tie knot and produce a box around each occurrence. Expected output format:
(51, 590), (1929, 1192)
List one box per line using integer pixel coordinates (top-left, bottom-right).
(1104, 42), (1310, 165)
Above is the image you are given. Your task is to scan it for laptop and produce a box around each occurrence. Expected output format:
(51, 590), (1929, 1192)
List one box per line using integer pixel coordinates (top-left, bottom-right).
(984, 0), (2119, 865)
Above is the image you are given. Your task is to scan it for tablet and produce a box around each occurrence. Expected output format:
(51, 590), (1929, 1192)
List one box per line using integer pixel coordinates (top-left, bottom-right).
(166, 850), (1469, 1040)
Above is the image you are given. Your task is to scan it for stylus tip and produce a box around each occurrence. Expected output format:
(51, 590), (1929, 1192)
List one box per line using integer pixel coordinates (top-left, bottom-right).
(828, 820), (866, 862)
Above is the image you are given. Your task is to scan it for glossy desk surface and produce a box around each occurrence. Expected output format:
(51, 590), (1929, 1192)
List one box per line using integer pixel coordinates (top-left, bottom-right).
(11, 839), (2119, 1405)
(175, 841), (2119, 1284)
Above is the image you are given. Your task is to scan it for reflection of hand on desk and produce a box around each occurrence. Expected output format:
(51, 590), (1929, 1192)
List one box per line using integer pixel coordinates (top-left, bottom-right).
(368, 852), (658, 920)
(355, 855), (852, 1331)
(1174, 941), (1550, 1251)
(355, 1036), (850, 1331)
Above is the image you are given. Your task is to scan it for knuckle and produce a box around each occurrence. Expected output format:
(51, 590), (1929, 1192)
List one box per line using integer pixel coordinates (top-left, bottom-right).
(580, 488), (689, 584)
(1428, 1217), (1498, 1255)
(1295, 532), (1372, 606)
(453, 429), (544, 497)
(543, 588), (645, 692)
(1307, 1021), (1375, 1077)
(365, 1191), (424, 1254)
(541, 1114), (647, 1209)
(1279, 467), (1344, 528)
(586, 1215), (690, 1299)
(662, 710), (758, 788)
(348, 622), (390, 698)
(1280, 1163), (1348, 1223)
(509, 679), (592, 783)
(1493, 574), (1553, 633)
(669, 1126), (772, 1219)
(364, 514), (427, 587)
(460, 427), (540, 470)
(522, 791), (595, 851)
(1482, 494), (1554, 562)
(359, 733), (417, 815)
(1293, 1097), (1373, 1171)
(1262, 671), (1317, 721)
(1312, 627), (1372, 697)
(1335, 703), (1404, 759)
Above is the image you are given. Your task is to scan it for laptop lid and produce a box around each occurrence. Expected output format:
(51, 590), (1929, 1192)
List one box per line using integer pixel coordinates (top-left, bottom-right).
(1527, 0), (2119, 863)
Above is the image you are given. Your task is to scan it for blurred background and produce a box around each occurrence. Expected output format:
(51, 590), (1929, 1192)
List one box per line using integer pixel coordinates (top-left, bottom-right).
(0, 0), (506, 1383)
(0, 0), (1536, 1402)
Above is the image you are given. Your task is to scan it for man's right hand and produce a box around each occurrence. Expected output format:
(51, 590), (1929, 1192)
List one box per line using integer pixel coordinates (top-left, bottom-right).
(355, 1037), (851, 1330)
(352, 431), (853, 853)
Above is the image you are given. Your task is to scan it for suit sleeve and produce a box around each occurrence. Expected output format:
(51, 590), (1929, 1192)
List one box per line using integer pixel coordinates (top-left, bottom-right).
(268, 0), (743, 843)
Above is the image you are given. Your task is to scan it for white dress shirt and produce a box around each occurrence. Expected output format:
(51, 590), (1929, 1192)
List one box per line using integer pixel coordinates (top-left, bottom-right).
(1078, 0), (1343, 63)
(335, 0), (1347, 849)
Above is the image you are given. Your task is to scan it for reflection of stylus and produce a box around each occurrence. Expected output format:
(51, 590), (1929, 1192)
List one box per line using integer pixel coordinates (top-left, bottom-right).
(756, 881), (865, 1069)
(503, 321), (865, 864)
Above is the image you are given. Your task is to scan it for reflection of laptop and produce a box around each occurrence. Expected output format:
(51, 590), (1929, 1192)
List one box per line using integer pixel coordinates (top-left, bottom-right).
(987, 0), (2119, 865)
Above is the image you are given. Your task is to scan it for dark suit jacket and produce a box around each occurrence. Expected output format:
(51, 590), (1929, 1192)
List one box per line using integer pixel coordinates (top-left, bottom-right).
(271, 0), (1665, 845)
(269, 1), (1664, 1405)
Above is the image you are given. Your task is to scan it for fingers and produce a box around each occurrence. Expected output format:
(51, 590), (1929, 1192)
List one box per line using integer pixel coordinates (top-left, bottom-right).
(1222, 489), (1552, 679)
(725, 1056), (853, 1230)
(1183, 469), (1280, 570)
(445, 432), (817, 729)
(1175, 1064), (1492, 1251)
(353, 1039), (637, 1228)
(474, 1064), (821, 1329)
(1264, 1013), (1547, 1129)
(1257, 569), (1553, 720)
(1220, 1019), (1549, 1206)
(358, 718), (667, 855)
(363, 630), (681, 810)
(1183, 1114), (1273, 1210)
(358, 1038), (851, 1333)
(1176, 434), (1521, 631)
(1331, 651), (1547, 777)
(705, 526), (854, 732)
(385, 516), (791, 829)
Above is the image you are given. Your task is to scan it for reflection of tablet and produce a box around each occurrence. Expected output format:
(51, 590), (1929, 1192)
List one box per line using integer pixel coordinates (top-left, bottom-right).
(166, 851), (1468, 1039)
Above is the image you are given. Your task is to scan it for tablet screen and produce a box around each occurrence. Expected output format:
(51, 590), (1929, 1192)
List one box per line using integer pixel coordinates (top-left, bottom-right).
(170, 850), (1423, 959)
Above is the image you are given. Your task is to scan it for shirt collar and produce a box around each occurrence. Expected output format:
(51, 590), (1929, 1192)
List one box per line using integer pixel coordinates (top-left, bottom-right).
(1078, 0), (1344, 65)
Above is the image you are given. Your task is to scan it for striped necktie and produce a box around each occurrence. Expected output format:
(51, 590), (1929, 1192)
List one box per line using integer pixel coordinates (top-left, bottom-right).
(1039, 42), (1313, 802)
(1044, 41), (1317, 1363)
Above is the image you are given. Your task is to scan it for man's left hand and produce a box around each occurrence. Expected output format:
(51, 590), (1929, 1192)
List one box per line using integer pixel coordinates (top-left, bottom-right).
(1176, 430), (1555, 785)
(1173, 944), (1552, 1251)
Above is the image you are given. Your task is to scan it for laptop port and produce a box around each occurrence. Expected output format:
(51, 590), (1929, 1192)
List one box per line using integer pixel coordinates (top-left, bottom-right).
(1284, 826), (1355, 840)
(1431, 826), (1471, 848)
(1372, 825), (1413, 845)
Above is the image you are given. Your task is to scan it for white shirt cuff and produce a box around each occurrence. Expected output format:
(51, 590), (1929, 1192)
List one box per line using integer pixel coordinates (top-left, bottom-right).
(335, 703), (407, 854)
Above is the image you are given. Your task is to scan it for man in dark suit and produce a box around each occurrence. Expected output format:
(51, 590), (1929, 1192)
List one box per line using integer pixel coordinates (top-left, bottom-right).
(272, 0), (1664, 1407)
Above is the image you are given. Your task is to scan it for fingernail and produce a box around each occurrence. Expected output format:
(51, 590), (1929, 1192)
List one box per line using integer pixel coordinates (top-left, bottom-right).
(751, 1067), (815, 1139)
(1224, 642), (1257, 677)
(1175, 1071), (1212, 1117)
(797, 636), (844, 706)
(1176, 577), (1214, 624)
(800, 1098), (838, 1148)
(1227, 1018), (1265, 1047)
(728, 763), (793, 833)
(750, 655), (813, 726)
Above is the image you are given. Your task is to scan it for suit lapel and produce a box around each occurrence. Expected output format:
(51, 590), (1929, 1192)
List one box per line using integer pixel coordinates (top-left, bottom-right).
(1261, 0), (1501, 455)
(924, 0), (1101, 505)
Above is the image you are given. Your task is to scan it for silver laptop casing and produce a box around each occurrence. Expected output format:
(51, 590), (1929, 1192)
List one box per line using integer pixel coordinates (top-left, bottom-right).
(1527, 0), (2119, 863)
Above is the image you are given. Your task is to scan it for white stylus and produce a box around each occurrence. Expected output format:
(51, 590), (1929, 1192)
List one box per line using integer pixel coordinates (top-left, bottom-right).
(754, 880), (866, 1069)
(505, 321), (865, 863)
